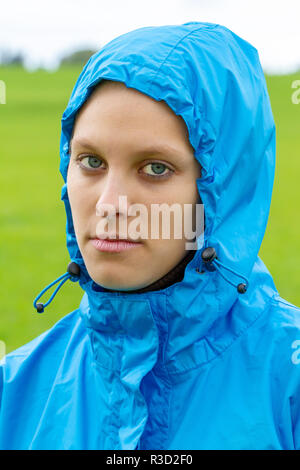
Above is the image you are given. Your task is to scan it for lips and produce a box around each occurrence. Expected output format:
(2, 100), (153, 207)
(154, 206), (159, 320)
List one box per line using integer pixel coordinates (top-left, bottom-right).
(91, 237), (143, 253)
(91, 235), (142, 243)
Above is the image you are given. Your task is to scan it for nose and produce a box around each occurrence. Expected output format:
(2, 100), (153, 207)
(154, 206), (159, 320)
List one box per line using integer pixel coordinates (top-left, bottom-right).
(95, 170), (131, 219)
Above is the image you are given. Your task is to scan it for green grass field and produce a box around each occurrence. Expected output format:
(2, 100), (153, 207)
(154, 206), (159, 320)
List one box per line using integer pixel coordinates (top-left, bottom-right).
(0, 65), (299, 355)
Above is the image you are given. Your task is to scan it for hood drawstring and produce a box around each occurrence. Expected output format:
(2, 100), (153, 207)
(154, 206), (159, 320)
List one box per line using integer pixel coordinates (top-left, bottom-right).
(199, 247), (249, 294)
(33, 262), (80, 313)
(33, 247), (248, 314)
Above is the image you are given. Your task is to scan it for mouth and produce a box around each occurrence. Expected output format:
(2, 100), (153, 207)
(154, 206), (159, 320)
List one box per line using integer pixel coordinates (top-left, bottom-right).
(91, 234), (142, 242)
(90, 236), (143, 253)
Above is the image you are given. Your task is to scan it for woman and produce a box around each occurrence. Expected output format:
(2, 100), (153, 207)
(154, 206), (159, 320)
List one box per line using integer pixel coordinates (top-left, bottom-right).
(1, 21), (299, 450)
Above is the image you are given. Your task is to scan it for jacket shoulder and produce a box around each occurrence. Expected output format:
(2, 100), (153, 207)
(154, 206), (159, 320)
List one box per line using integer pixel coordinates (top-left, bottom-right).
(0, 308), (86, 384)
(268, 293), (300, 331)
(263, 293), (300, 364)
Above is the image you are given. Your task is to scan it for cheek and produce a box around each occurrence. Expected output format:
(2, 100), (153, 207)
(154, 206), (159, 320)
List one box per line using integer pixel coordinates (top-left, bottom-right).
(148, 237), (187, 274)
(67, 170), (92, 227)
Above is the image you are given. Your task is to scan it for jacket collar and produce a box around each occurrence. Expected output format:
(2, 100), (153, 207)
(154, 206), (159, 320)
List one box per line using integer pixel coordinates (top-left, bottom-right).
(78, 248), (275, 378)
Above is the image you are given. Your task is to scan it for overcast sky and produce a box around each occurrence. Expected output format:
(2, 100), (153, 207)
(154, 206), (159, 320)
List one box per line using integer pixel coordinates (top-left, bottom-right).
(0, 0), (299, 74)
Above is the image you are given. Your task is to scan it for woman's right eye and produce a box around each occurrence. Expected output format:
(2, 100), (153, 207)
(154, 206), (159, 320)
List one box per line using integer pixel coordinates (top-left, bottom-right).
(78, 155), (104, 170)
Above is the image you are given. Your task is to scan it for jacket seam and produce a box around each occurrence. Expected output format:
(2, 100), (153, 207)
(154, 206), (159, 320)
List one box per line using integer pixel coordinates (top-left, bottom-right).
(147, 24), (218, 96)
(269, 293), (300, 311)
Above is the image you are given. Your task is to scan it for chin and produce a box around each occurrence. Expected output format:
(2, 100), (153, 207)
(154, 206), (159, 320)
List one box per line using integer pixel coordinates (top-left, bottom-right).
(91, 268), (154, 291)
(95, 280), (142, 292)
(88, 266), (139, 291)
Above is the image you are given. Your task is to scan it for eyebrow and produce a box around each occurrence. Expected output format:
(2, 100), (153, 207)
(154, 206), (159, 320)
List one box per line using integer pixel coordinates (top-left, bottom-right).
(70, 137), (187, 160)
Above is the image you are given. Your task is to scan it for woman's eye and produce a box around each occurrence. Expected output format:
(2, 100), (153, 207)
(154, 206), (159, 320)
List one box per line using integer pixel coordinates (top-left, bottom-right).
(76, 156), (172, 178)
(79, 155), (104, 170)
(142, 162), (172, 178)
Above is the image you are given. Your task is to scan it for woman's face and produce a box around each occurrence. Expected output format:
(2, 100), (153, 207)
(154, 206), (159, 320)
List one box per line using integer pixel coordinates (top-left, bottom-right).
(67, 80), (202, 291)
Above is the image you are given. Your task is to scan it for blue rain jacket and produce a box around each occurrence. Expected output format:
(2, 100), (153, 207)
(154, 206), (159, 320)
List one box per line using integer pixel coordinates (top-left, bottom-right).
(1, 22), (300, 450)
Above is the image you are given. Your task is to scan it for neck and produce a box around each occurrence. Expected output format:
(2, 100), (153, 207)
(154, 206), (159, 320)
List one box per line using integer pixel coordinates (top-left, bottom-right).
(100, 250), (197, 294)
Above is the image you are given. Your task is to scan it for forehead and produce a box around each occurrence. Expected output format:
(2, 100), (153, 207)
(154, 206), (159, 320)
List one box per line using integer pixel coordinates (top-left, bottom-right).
(70, 80), (196, 166)
(73, 80), (189, 138)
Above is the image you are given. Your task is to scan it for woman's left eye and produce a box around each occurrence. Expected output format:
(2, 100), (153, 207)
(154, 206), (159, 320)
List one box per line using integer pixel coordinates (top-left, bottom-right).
(142, 162), (172, 178)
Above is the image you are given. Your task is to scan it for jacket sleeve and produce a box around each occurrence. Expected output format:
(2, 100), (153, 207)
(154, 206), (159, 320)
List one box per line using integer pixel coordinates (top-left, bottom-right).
(291, 342), (300, 449)
(292, 402), (300, 449)
(286, 311), (300, 449)
(0, 361), (3, 415)
(271, 295), (300, 450)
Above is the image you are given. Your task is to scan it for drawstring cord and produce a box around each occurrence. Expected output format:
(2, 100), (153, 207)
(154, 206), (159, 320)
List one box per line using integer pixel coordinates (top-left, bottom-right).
(33, 247), (248, 314)
(199, 247), (249, 294)
(213, 258), (249, 292)
(33, 262), (80, 313)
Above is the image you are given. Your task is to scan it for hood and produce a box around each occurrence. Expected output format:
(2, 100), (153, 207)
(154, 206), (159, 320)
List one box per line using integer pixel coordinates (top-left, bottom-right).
(34, 20), (278, 363)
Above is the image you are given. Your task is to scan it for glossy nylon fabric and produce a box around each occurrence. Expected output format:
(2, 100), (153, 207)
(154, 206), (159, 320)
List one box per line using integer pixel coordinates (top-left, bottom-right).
(1, 22), (300, 450)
